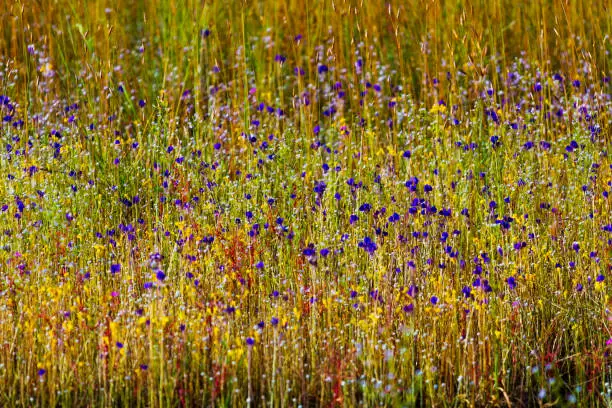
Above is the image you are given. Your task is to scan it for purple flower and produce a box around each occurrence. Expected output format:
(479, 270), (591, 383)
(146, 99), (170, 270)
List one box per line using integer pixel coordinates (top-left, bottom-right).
(359, 203), (371, 212)
(358, 236), (377, 254)
(388, 213), (400, 223)
(110, 263), (121, 274)
(302, 245), (316, 257)
(313, 181), (327, 195)
(246, 337), (255, 346)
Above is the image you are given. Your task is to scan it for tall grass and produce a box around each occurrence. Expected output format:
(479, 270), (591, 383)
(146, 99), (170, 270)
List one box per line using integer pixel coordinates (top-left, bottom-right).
(0, 0), (611, 406)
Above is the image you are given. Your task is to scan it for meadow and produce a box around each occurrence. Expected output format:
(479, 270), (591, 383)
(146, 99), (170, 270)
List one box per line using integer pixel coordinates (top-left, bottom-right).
(0, 0), (611, 406)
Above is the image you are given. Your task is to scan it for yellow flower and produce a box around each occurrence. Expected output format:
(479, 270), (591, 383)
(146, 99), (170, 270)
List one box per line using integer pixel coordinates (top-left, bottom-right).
(40, 62), (53, 74)
(430, 104), (446, 114)
(62, 320), (74, 333)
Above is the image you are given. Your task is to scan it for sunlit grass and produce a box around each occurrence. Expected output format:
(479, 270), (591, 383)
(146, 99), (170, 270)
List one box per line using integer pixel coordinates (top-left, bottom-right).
(0, 0), (611, 406)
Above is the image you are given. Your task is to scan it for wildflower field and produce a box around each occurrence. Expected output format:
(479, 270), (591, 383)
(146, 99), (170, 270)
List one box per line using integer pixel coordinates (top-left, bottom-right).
(0, 0), (611, 406)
